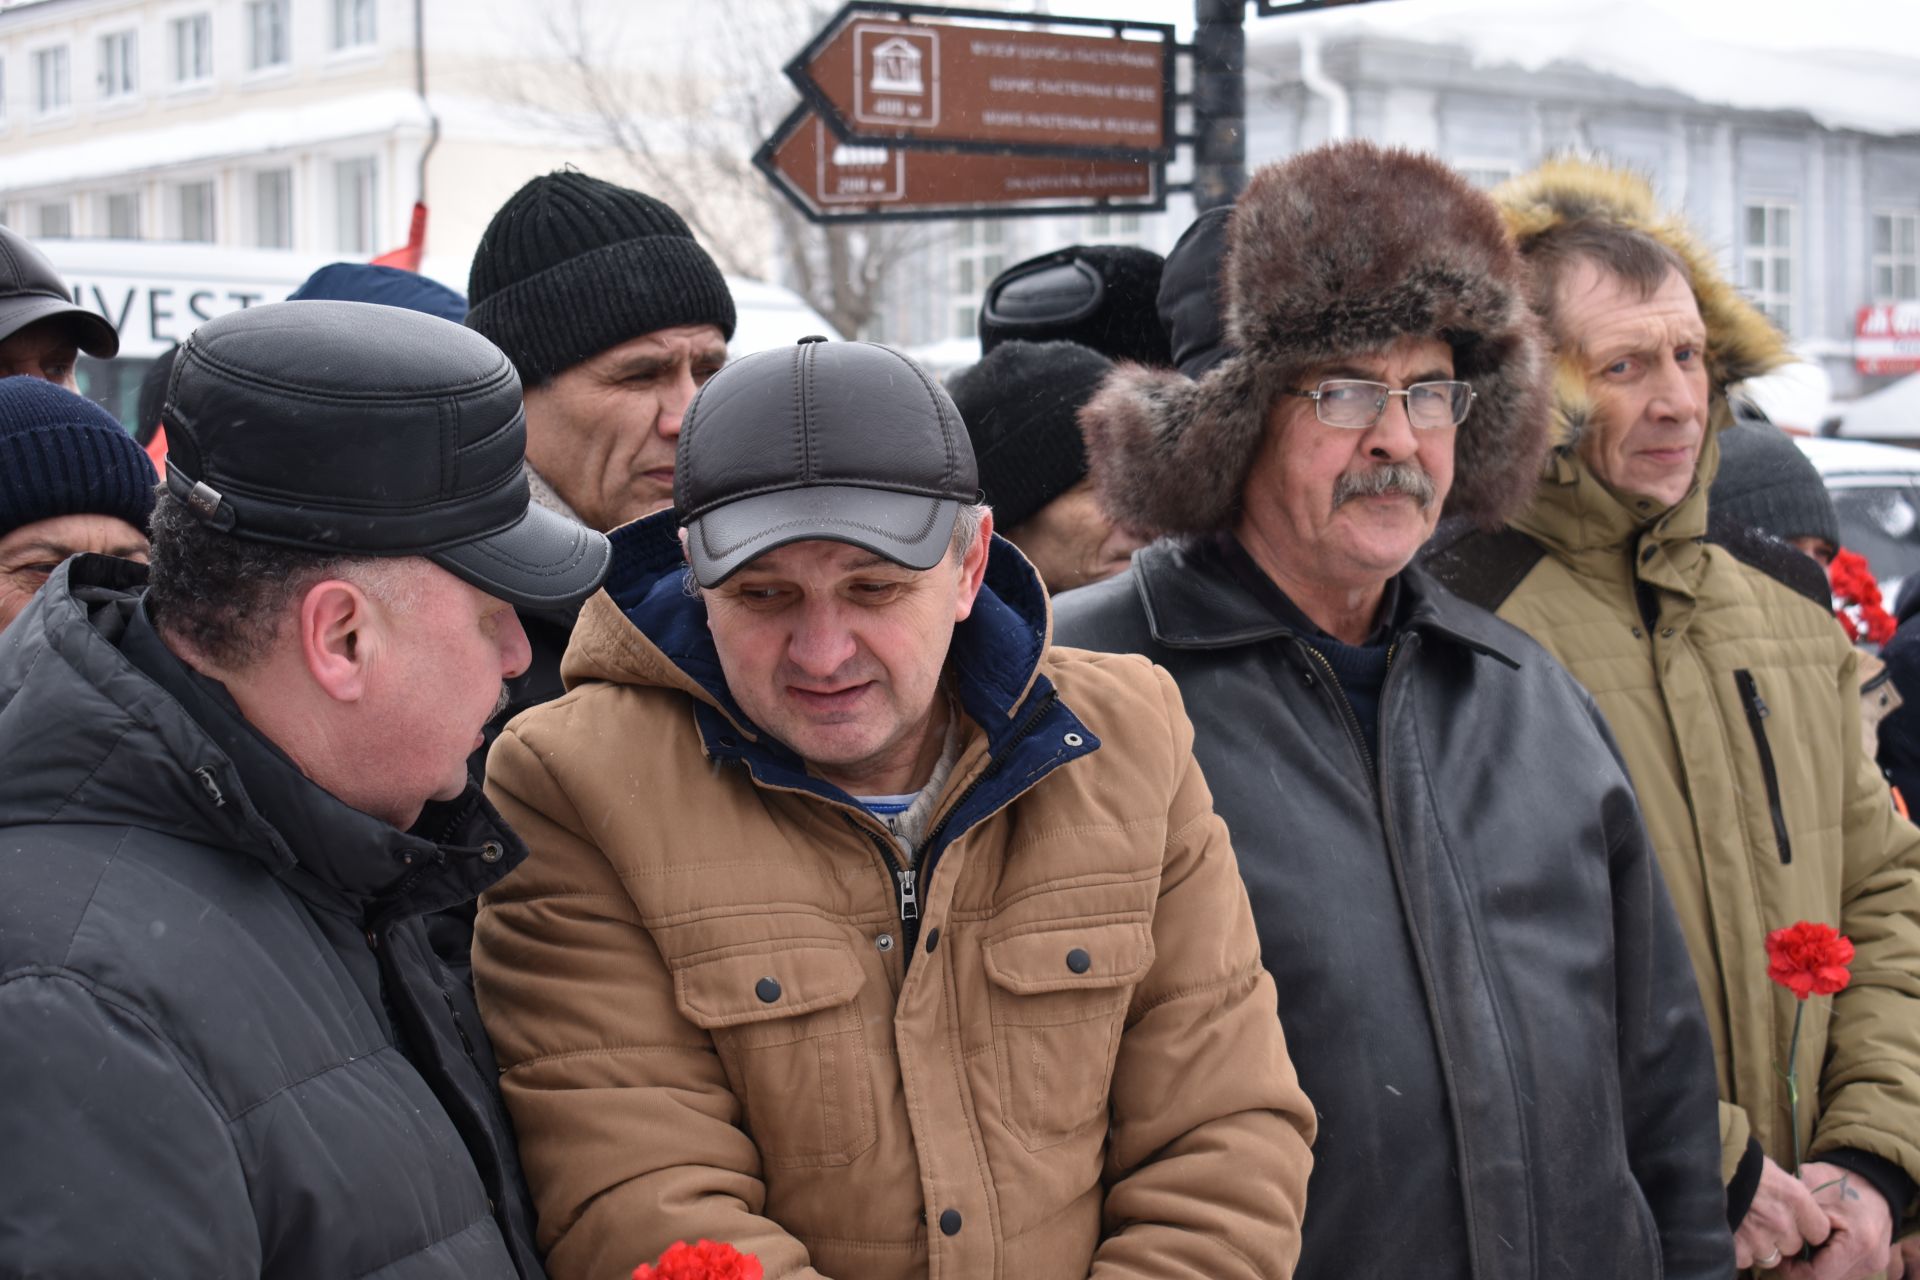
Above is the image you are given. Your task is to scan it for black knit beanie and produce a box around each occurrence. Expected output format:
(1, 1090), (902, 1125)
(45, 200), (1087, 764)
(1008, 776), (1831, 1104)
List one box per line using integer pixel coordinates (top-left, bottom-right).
(979, 245), (1171, 368)
(0, 375), (157, 539)
(947, 340), (1113, 530)
(1710, 418), (1839, 548)
(465, 171), (736, 387)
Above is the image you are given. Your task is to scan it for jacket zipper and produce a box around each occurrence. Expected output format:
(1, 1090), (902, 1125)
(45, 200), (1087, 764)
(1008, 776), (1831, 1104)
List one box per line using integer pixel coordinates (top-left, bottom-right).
(1734, 669), (1793, 865)
(1296, 641), (1395, 784)
(854, 691), (1061, 957)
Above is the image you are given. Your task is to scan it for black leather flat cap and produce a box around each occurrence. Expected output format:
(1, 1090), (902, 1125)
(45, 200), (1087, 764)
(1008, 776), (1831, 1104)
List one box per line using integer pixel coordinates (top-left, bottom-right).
(675, 338), (979, 588)
(0, 225), (119, 356)
(161, 300), (609, 610)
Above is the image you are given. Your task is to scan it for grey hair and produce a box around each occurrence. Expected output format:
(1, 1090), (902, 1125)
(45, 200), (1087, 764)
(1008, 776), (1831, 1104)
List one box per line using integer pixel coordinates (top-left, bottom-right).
(145, 490), (428, 671)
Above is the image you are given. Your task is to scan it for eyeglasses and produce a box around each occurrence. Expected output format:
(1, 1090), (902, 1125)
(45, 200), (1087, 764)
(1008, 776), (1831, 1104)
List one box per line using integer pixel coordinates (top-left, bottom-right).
(1285, 379), (1476, 430)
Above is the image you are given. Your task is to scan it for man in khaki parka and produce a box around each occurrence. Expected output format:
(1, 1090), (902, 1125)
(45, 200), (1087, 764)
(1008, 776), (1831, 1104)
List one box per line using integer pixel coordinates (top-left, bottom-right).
(472, 337), (1315, 1279)
(1427, 158), (1920, 1279)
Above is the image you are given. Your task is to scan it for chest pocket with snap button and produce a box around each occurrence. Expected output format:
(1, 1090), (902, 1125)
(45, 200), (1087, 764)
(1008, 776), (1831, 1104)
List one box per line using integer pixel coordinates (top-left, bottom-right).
(982, 918), (1154, 1151)
(672, 940), (876, 1169)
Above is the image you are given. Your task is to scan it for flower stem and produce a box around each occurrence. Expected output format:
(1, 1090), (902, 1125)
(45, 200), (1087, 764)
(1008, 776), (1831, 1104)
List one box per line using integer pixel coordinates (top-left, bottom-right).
(1787, 999), (1805, 1172)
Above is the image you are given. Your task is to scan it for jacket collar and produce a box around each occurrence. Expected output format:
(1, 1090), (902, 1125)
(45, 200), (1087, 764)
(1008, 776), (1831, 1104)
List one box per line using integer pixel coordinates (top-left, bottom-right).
(1133, 535), (1525, 667)
(0, 555), (525, 921)
(1512, 426), (1721, 558)
(588, 510), (1098, 815)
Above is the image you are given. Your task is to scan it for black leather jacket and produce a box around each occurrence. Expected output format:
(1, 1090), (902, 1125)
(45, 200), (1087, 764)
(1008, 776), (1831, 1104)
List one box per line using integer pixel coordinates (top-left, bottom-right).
(1054, 537), (1732, 1280)
(0, 556), (545, 1278)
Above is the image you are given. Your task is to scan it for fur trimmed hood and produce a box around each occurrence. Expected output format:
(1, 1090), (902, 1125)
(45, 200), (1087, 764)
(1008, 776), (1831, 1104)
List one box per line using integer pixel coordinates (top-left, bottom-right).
(1082, 141), (1551, 538)
(1494, 156), (1790, 449)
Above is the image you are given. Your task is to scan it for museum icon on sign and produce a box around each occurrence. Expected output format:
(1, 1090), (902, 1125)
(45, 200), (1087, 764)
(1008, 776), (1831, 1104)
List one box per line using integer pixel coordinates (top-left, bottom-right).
(853, 24), (940, 128)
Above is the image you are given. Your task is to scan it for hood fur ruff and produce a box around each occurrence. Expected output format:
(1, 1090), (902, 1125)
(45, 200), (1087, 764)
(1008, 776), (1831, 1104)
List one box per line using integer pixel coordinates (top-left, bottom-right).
(1494, 156), (1790, 449)
(1083, 141), (1552, 539)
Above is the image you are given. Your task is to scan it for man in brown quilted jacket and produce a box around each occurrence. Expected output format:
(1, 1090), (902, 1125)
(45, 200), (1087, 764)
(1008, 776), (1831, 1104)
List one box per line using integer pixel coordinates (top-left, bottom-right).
(472, 336), (1315, 1279)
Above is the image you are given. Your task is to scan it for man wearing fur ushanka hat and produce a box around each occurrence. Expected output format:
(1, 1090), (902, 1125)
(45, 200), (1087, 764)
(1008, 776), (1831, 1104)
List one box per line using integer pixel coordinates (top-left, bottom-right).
(1054, 140), (1732, 1278)
(1423, 157), (1920, 1280)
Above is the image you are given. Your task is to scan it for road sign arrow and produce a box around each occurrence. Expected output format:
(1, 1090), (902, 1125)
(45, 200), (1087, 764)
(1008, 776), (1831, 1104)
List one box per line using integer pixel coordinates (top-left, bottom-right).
(787, 2), (1173, 160)
(755, 105), (1161, 225)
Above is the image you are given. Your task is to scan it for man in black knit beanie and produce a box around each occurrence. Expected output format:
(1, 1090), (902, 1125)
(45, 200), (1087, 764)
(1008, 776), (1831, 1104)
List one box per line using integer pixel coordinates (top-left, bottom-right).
(461, 169), (736, 784)
(466, 169), (736, 536)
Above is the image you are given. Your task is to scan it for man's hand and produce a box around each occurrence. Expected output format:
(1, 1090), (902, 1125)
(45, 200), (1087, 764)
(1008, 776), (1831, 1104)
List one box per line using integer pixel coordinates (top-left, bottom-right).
(1773, 1162), (1891, 1280)
(1884, 1234), (1920, 1279)
(1737, 1156), (1831, 1270)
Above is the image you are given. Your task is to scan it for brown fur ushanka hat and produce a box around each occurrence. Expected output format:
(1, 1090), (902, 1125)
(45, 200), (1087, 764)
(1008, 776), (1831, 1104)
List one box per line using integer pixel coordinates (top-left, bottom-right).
(1082, 140), (1551, 538)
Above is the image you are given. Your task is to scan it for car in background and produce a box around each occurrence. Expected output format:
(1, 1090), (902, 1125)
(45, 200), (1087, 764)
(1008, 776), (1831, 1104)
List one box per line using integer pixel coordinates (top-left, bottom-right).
(1796, 436), (1920, 606)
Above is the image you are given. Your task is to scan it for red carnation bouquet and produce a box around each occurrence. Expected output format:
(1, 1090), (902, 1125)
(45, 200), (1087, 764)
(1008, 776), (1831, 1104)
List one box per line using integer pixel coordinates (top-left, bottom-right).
(632, 1241), (761, 1280)
(1765, 921), (1855, 1173)
(1829, 548), (1896, 647)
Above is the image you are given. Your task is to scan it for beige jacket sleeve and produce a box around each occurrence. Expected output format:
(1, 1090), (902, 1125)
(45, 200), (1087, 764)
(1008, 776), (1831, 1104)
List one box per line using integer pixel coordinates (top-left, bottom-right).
(1810, 646), (1920, 1206)
(475, 722), (829, 1280)
(1092, 665), (1317, 1279)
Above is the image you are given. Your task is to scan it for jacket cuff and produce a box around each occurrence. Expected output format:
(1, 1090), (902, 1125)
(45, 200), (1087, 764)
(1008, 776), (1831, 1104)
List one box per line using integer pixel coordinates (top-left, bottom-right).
(1817, 1148), (1915, 1238)
(1727, 1136), (1765, 1229)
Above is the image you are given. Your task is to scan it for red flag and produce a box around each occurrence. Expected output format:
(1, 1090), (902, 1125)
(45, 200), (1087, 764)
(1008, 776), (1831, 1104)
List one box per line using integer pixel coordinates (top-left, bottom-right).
(371, 202), (428, 272)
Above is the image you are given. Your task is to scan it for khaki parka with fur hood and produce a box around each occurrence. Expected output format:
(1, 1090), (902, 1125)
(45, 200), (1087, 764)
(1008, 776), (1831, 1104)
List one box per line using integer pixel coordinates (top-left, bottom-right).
(1430, 159), (1920, 1219)
(472, 514), (1316, 1280)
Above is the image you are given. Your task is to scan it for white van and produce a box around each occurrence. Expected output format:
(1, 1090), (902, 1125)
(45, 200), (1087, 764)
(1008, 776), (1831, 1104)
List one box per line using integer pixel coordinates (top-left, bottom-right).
(34, 238), (841, 429)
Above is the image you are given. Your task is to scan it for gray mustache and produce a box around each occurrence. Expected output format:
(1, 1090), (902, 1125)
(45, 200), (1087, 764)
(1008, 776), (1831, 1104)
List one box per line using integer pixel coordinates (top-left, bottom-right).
(1332, 461), (1437, 510)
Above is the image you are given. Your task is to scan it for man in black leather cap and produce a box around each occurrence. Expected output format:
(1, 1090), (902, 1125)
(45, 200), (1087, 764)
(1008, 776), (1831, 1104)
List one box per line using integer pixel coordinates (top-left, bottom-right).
(1054, 142), (1733, 1278)
(0, 223), (120, 387)
(0, 300), (608, 1278)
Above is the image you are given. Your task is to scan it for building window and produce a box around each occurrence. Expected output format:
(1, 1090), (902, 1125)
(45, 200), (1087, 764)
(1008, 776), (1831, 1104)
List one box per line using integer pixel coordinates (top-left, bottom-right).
(171, 15), (213, 84)
(33, 46), (71, 115)
(247, 0), (291, 71)
(331, 0), (377, 51)
(175, 180), (217, 241)
(334, 157), (378, 253)
(98, 30), (139, 99)
(36, 200), (72, 238)
(1874, 211), (1920, 303)
(255, 169), (293, 247)
(948, 219), (1005, 340)
(104, 191), (142, 238)
(1743, 200), (1796, 333)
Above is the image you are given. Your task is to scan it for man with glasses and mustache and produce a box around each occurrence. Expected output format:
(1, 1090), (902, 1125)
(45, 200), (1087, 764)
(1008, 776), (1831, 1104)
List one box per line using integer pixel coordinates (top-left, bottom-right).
(1055, 141), (1732, 1278)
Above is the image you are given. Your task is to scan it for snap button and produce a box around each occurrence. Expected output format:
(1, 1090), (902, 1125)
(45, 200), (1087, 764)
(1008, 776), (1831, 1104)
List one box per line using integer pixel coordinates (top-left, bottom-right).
(755, 977), (782, 1003)
(718, 735), (737, 749)
(1660, 627), (1675, 638)
(1066, 947), (1092, 974)
(939, 1208), (963, 1236)
(876, 933), (895, 953)
(924, 927), (941, 954)
(1631, 628), (1643, 639)
(1063, 731), (1084, 747)
(797, 334), (829, 345)
(479, 840), (504, 863)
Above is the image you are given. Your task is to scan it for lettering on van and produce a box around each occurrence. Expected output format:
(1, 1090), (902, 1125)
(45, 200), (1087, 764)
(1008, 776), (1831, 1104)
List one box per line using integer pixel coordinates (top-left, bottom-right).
(68, 281), (276, 354)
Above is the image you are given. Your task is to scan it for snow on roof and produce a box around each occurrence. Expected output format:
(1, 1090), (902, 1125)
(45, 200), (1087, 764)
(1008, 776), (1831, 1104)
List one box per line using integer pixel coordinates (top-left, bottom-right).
(1, 90), (429, 194)
(1250, 0), (1920, 138)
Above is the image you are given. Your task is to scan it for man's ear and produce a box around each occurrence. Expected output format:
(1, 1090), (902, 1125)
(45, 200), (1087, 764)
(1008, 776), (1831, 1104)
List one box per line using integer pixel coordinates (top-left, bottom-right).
(953, 509), (994, 623)
(298, 579), (378, 703)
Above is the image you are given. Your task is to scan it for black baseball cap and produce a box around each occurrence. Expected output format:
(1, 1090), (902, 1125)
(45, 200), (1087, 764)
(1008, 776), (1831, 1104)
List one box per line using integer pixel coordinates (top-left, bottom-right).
(675, 337), (979, 588)
(0, 224), (119, 357)
(161, 300), (609, 611)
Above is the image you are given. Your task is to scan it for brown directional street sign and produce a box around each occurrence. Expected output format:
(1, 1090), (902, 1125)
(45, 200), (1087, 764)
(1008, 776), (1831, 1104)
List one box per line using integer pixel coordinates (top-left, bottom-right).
(787, 3), (1174, 160)
(754, 105), (1162, 225)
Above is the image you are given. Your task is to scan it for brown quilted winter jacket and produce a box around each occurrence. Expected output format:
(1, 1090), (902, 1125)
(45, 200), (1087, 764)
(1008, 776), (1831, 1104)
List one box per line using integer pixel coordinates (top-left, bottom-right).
(472, 526), (1315, 1280)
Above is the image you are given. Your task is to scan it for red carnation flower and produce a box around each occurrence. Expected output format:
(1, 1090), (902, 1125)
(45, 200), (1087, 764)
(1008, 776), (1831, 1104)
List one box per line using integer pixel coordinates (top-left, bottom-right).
(1765, 921), (1855, 1000)
(632, 1240), (762, 1280)
(1829, 547), (1896, 646)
